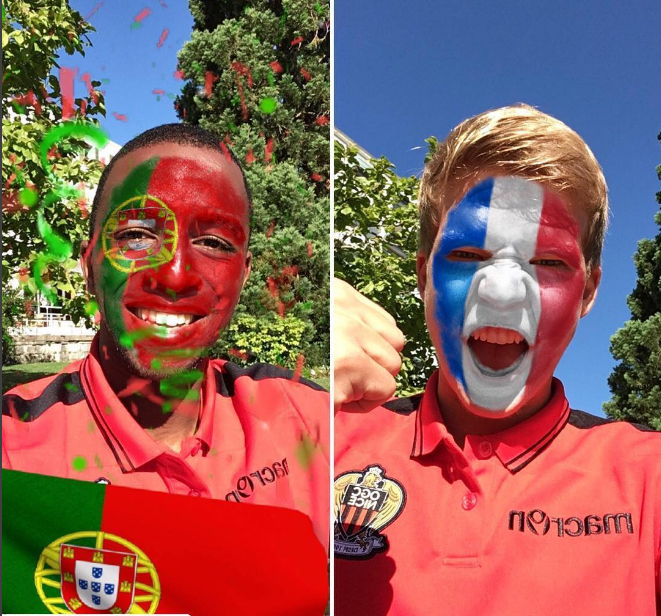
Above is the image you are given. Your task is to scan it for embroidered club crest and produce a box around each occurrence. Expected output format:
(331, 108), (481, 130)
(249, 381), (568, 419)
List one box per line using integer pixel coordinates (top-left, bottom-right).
(334, 465), (406, 559)
(34, 531), (160, 614)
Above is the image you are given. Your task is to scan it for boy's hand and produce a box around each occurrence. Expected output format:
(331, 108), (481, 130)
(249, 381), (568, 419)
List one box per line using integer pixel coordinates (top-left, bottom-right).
(334, 278), (405, 412)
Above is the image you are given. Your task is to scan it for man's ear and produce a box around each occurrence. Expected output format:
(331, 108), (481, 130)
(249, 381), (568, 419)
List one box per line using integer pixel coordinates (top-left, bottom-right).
(580, 265), (601, 318)
(242, 251), (252, 290)
(80, 240), (95, 296)
(417, 253), (429, 300)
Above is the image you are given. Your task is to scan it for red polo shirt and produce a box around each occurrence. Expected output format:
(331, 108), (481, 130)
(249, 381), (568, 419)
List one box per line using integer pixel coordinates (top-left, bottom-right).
(334, 371), (661, 615)
(3, 338), (329, 547)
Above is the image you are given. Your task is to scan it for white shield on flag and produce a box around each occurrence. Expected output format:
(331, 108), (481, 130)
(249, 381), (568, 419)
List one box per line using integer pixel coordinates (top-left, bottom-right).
(74, 560), (120, 610)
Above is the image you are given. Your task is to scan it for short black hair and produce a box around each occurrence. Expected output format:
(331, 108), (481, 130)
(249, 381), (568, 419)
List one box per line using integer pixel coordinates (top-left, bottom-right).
(89, 123), (252, 240)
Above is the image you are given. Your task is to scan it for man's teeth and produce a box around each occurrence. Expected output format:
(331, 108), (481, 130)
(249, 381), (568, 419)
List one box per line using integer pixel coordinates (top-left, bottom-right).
(135, 309), (194, 327)
(470, 327), (524, 345)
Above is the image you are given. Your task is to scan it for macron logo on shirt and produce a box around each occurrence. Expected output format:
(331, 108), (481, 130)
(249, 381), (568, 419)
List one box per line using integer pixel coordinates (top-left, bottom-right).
(508, 509), (634, 537)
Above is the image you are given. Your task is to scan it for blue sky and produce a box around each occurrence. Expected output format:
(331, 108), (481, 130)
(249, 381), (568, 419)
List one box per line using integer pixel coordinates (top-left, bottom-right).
(335, 1), (661, 415)
(68, 0), (194, 145)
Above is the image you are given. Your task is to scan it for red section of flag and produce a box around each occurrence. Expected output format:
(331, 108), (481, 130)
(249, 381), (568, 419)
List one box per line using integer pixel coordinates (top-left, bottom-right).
(60, 67), (78, 120)
(156, 28), (169, 48)
(101, 485), (328, 615)
(134, 7), (150, 22)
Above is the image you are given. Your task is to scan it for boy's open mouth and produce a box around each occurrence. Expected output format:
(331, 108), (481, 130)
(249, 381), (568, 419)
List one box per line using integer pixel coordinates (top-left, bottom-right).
(467, 326), (530, 375)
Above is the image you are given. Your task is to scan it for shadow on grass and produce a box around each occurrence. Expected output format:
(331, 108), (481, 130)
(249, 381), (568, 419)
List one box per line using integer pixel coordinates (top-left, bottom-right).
(2, 363), (69, 394)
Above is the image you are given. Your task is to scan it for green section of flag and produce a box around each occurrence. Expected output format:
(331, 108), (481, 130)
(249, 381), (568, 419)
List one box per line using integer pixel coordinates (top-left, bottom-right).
(2, 470), (106, 613)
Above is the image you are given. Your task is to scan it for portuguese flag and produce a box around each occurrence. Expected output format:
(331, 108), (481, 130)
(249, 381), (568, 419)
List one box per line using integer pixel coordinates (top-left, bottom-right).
(2, 470), (327, 615)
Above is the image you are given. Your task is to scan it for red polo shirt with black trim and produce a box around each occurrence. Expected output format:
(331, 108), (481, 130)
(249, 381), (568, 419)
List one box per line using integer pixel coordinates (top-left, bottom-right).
(334, 371), (661, 615)
(3, 337), (329, 547)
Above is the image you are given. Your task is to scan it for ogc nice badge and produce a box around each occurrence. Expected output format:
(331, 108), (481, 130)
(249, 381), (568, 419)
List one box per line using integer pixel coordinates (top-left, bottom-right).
(334, 465), (406, 559)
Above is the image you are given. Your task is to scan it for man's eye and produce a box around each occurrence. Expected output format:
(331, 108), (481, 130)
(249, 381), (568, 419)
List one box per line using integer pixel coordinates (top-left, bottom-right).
(194, 236), (235, 253)
(114, 229), (159, 251)
(531, 258), (565, 267)
(448, 250), (485, 261)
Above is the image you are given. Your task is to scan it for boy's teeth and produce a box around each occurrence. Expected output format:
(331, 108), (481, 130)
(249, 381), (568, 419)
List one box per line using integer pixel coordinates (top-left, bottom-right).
(135, 309), (194, 327)
(470, 327), (523, 345)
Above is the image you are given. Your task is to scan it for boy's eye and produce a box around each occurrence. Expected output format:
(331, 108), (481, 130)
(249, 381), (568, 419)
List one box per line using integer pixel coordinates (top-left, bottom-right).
(448, 249), (486, 261)
(193, 235), (236, 254)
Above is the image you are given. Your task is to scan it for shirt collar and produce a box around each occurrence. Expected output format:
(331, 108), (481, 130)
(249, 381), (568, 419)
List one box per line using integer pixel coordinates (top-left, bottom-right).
(80, 335), (215, 471)
(412, 370), (570, 473)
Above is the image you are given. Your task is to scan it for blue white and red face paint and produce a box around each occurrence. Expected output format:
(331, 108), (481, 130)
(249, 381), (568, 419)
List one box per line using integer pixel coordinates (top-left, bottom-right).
(430, 176), (587, 414)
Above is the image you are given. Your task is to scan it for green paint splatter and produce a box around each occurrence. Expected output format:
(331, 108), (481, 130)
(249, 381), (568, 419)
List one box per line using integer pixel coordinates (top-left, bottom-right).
(162, 400), (173, 414)
(185, 264), (191, 271)
(295, 433), (317, 470)
(260, 97), (277, 114)
(119, 324), (166, 348)
(165, 287), (177, 299)
(19, 187), (38, 207)
(314, 2), (323, 15)
(94, 454), (103, 469)
(87, 420), (96, 433)
(160, 369), (204, 399)
(102, 78), (111, 84)
(84, 299), (99, 316)
(72, 456), (88, 471)
(151, 359), (163, 370)
(267, 72), (275, 87)
(64, 382), (80, 392)
(104, 405), (114, 415)
(130, 21), (141, 29)
(297, 184), (306, 195)
(21, 412), (29, 422)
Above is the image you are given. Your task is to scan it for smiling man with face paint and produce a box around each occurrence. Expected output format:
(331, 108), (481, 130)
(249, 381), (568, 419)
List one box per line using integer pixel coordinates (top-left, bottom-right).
(334, 106), (661, 615)
(3, 125), (330, 558)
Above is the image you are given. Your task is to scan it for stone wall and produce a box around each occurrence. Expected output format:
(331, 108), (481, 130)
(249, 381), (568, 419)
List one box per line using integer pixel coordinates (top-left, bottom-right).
(13, 335), (95, 364)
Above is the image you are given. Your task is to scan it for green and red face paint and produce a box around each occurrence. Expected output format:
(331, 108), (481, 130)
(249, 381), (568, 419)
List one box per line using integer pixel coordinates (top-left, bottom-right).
(90, 153), (250, 380)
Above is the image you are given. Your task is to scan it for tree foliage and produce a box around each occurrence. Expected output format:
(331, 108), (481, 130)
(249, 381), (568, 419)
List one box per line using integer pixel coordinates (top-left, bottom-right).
(334, 142), (436, 395)
(174, 0), (330, 370)
(603, 134), (661, 430)
(2, 0), (106, 324)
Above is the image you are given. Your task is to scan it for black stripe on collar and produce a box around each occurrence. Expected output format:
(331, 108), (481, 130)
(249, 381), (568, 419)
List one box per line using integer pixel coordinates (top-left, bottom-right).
(2, 372), (85, 422)
(213, 362), (326, 397)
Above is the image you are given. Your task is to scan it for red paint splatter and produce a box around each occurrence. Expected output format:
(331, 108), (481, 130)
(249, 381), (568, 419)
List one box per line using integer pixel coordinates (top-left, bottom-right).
(266, 220), (275, 238)
(245, 149), (255, 165)
(173, 69), (185, 80)
(79, 99), (87, 115)
(300, 68), (312, 81)
(152, 89), (166, 95)
(311, 172), (322, 182)
(205, 71), (219, 97)
(156, 29), (169, 48)
(269, 61), (284, 74)
(264, 138), (274, 163)
(80, 72), (100, 104)
(85, 1), (105, 20)
(134, 8), (151, 22)
(219, 141), (233, 164)
(236, 77), (248, 120)
(231, 61), (253, 88)
(277, 301), (285, 318)
(228, 348), (249, 361)
(292, 354), (305, 382)
(159, 0), (168, 7)
(102, 345), (110, 361)
(307, 241), (313, 258)
(315, 115), (329, 126)
(290, 36), (304, 46)
(112, 112), (128, 122)
(60, 67), (78, 120)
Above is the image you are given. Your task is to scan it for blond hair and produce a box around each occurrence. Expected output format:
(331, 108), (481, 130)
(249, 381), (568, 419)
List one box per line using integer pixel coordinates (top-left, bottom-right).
(418, 104), (609, 269)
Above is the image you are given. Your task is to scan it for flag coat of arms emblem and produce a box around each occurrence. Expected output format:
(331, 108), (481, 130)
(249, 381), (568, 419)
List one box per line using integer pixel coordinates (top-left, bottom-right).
(59, 544), (138, 613)
(334, 465), (406, 559)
